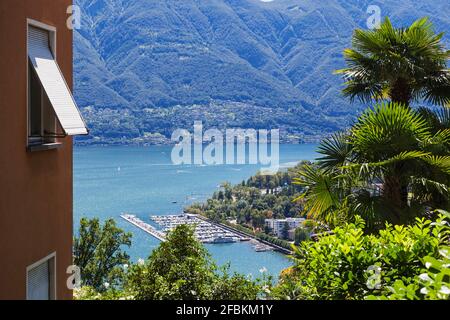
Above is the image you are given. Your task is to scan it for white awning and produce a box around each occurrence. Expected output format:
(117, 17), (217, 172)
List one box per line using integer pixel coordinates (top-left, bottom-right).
(28, 26), (88, 136)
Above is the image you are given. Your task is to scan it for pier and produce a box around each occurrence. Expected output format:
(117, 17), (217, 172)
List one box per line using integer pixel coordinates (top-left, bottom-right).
(150, 214), (249, 244)
(195, 215), (290, 254)
(121, 214), (166, 242)
(121, 213), (249, 244)
(121, 213), (284, 253)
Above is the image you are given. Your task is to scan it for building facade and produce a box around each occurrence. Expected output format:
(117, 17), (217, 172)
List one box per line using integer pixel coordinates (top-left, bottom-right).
(0, 1), (87, 300)
(265, 218), (305, 239)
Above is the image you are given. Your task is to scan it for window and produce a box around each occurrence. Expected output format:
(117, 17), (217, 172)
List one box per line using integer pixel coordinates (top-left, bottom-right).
(26, 254), (56, 300)
(28, 61), (60, 146)
(27, 22), (88, 150)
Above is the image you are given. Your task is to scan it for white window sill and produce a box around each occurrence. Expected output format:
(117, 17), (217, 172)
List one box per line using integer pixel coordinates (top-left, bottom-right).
(27, 142), (63, 152)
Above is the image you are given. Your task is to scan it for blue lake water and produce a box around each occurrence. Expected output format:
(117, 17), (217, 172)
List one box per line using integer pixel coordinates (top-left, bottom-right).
(74, 144), (319, 277)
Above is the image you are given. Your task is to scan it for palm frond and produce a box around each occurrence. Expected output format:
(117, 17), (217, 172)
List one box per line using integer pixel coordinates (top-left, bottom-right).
(317, 132), (353, 171)
(337, 16), (450, 106)
(410, 177), (450, 200)
(343, 151), (431, 173)
(351, 102), (431, 160)
(294, 165), (341, 220)
(423, 155), (450, 174)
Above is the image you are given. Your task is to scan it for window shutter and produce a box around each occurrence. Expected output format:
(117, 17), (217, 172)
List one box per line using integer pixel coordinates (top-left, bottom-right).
(27, 261), (50, 300)
(28, 26), (88, 136)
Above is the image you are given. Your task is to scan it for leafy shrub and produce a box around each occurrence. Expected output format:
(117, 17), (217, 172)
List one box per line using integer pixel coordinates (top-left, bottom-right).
(125, 225), (269, 300)
(74, 286), (134, 300)
(294, 227), (311, 245)
(271, 214), (449, 300)
(73, 218), (132, 292)
(368, 211), (450, 300)
(367, 246), (450, 300)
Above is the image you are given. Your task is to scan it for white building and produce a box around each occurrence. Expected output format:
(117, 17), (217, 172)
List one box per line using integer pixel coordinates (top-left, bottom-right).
(265, 218), (305, 239)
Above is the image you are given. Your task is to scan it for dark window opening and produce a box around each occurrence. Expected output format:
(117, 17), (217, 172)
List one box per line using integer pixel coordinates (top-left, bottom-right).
(28, 63), (62, 147)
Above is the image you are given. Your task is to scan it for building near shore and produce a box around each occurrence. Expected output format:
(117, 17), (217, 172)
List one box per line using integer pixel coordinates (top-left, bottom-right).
(265, 218), (305, 239)
(0, 1), (88, 300)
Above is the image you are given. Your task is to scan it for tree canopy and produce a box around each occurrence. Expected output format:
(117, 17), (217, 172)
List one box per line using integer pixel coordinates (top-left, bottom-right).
(336, 17), (450, 106)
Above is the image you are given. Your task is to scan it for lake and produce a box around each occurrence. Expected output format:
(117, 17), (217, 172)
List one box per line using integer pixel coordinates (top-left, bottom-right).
(74, 144), (319, 277)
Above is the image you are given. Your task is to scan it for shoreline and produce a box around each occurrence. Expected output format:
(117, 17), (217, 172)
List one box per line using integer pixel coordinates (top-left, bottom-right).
(195, 214), (293, 255)
(74, 141), (321, 147)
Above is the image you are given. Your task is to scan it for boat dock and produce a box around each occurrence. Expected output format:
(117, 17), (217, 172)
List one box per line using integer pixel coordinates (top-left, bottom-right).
(195, 215), (292, 254)
(150, 214), (249, 244)
(120, 214), (166, 242)
(121, 213), (249, 244)
(121, 213), (287, 253)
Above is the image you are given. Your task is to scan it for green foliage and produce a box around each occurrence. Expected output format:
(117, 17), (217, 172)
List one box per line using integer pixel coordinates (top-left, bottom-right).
(186, 163), (306, 233)
(368, 211), (450, 300)
(224, 222), (293, 251)
(255, 232), (293, 251)
(296, 103), (450, 229)
(75, 224), (269, 300)
(272, 214), (449, 300)
(368, 247), (450, 300)
(281, 222), (290, 240)
(336, 17), (450, 106)
(294, 228), (311, 245)
(73, 218), (132, 292)
(74, 286), (134, 300)
(125, 225), (268, 300)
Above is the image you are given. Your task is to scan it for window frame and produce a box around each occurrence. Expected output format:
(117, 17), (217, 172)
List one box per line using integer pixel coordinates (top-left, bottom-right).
(26, 252), (57, 300)
(26, 19), (64, 151)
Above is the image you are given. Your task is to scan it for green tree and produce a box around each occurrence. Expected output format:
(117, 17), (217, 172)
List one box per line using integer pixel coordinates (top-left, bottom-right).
(294, 227), (310, 245)
(251, 211), (266, 229)
(296, 102), (450, 229)
(272, 213), (449, 300)
(281, 221), (290, 240)
(73, 218), (132, 291)
(126, 225), (265, 300)
(336, 17), (450, 106)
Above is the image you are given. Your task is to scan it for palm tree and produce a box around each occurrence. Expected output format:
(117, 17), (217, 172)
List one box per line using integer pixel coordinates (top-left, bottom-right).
(295, 103), (450, 229)
(336, 17), (450, 107)
(417, 106), (450, 134)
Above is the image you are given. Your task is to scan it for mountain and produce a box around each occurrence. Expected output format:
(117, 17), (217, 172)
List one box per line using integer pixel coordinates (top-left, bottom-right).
(73, 0), (450, 144)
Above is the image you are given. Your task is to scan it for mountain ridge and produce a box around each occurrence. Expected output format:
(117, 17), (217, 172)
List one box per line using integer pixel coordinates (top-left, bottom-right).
(73, 0), (450, 144)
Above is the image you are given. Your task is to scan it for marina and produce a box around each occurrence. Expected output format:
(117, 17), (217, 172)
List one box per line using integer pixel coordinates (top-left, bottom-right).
(121, 213), (278, 252)
(121, 213), (252, 244)
(121, 214), (166, 242)
(151, 214), (249, 244)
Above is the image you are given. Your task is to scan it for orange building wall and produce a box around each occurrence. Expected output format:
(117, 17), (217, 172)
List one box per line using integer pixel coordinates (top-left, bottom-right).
(0, 0), (75, 300)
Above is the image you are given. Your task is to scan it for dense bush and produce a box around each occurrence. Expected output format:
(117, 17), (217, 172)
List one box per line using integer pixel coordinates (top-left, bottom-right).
(368, 211), (450, 300)
(185, 164), (307, 234)
(255, 232), (292, 251)
(75, 224), (270, 300)
(126, 224), (267, 300)
(73, 218), (132, 292)
(271, 213), (449, 300)
(366, 246), (450, 300)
